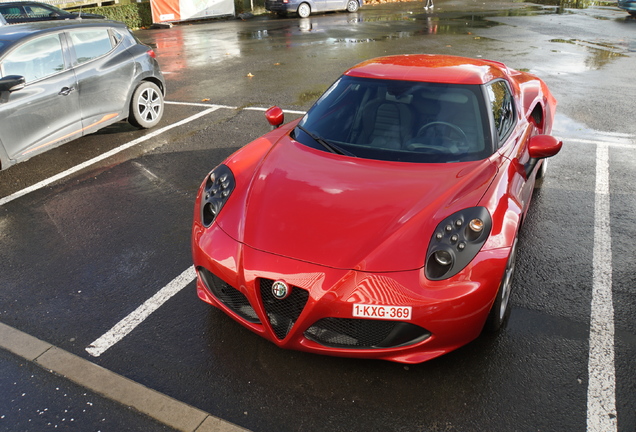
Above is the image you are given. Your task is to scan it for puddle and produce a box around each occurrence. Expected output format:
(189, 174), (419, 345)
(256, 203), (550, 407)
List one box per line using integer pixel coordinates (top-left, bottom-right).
(525, 0), (616, 10)
(553, 113), (635, 146)
(237, 13), (503, 46)
(549, 38), (627, 69)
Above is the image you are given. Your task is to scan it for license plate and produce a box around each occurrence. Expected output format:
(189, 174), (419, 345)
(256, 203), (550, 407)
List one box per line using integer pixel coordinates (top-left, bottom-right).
(352, 304), (412, 321)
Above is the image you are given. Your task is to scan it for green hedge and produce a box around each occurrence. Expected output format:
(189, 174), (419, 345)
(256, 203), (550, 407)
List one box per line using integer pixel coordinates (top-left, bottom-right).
(79, 2), (153, 29)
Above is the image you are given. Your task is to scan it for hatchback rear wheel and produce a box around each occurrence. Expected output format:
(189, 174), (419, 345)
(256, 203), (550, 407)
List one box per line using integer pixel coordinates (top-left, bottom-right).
(346, 0), (359, 12)
(129, 81), (164, 129)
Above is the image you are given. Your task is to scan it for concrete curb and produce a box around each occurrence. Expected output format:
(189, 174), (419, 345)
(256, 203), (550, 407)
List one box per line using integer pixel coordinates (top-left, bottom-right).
(0, 321), (249, 432)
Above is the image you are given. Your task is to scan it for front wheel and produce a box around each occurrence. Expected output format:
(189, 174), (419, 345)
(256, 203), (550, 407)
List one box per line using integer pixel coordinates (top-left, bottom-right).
(297, 2), (311, 17)
(484, 238), (518, 332)
(346, 0), (359, 12)
(128, 81), (164, 129)
(534, 159), (548, 189)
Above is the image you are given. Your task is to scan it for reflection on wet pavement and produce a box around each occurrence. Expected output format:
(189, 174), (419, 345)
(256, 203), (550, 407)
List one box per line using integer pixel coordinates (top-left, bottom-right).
(527, 0), (617, 11)
(549, 39), (627, 70)
(554, 113), (635, 146)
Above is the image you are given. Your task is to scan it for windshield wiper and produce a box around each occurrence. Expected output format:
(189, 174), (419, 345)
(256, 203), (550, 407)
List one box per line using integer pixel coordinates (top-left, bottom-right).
(296, 125), (356, 157)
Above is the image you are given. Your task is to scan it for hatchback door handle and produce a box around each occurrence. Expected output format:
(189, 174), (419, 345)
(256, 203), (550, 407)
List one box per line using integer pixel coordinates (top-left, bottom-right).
(58, 87), (75, 96)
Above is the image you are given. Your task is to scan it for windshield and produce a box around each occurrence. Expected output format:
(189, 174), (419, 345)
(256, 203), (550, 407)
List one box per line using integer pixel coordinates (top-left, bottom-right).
(296, 76), (493, 163)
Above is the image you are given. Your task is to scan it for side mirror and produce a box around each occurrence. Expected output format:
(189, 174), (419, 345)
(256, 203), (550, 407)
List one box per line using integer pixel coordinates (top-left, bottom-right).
(265, 106), (284, 129)
(528, 134), (562, 159)
(0, 75), (26, 93)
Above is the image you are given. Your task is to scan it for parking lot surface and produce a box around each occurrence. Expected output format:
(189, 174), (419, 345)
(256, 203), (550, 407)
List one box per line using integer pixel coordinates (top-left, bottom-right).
(1, 2), (635, 431)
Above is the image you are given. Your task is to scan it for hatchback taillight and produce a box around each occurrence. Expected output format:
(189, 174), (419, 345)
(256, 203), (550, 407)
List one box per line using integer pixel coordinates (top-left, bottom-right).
(147, 49), (157, 58)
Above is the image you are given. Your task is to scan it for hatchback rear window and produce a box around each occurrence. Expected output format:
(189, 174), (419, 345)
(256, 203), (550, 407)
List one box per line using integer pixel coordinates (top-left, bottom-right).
(70, 28), (113, 65)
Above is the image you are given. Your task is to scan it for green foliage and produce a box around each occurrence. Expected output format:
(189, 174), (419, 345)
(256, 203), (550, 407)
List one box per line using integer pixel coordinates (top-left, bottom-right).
(80, 2), (153, 29)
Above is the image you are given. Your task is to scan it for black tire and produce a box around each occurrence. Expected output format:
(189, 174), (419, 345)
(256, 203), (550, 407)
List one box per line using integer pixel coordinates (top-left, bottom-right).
(346, 0), (359, 12)
(297, 2), (311, 17)
(484, 238), (518, 332)
(128, 81), (164, 129)
(534, 159), (548, 189)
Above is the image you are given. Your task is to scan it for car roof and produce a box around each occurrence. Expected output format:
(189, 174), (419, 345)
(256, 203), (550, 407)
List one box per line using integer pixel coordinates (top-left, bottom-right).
(0, 1), (62, 6)
(0, 19), (125, 43)
(344, 54), (515, 85)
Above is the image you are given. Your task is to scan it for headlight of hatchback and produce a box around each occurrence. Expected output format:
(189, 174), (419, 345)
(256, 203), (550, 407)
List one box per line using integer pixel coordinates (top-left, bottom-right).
(425, 207), (492, 281)
(200, 164), (235, 227)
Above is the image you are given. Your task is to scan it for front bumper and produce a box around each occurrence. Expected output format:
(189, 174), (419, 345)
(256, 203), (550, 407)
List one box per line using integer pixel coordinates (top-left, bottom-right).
(192, 222), (510, 364)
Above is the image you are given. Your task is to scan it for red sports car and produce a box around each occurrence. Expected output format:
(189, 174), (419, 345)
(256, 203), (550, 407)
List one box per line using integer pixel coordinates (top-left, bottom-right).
(192, 55), (562, 364)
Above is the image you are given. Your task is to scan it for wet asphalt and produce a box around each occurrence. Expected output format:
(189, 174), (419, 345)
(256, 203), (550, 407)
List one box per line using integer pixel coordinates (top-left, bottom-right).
(0, 348), (174, 431)
(0, 1), (635, 431)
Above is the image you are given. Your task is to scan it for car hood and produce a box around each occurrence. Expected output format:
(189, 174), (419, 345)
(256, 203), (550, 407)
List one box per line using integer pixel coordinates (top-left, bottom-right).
(219, 136), (498, 272)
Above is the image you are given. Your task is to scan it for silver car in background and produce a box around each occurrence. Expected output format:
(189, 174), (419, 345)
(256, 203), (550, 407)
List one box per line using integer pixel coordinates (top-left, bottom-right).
(0, 20), (165, 170)
(265, 0), (362, 18)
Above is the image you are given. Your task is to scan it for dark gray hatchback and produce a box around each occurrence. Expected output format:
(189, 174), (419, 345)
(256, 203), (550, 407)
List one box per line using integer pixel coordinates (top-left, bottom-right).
(0, 20), (165, 170)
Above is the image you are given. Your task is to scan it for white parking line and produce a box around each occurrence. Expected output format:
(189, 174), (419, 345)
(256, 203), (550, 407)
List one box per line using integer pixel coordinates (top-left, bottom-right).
(165, 100), (307, 116)
(587, 143), (617, 432)
(0, 106), (219, 207)
(166, 101), (237, 109)
(86, 266), (196, 357)
(242, 106), (307, 115)
(566, 137), (635, 149)
(0, 103), (307, 209)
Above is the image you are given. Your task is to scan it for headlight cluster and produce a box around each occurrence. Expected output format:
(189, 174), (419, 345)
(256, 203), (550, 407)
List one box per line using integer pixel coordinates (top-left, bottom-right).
(425, 207), (492, 281)
(200, 164), (235, 227)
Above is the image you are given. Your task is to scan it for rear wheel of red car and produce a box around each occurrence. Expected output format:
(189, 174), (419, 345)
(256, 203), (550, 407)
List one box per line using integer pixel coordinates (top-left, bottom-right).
(346, 0), (359, 12)
(128, 81), (164, 129)
(297, 2), (311, 17)
(485, 237), (518, 332)
(534, 159), (548, 188)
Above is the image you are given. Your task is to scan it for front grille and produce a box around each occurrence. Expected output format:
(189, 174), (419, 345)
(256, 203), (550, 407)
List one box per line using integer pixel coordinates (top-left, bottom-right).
(305, 318), (430, 349)
(198, 267), (260, 323)
(259, 279), (309, 340)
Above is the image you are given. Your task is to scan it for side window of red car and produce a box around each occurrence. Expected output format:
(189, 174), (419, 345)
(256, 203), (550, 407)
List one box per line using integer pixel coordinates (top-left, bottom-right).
(1, 33), (65, 83)
(486, 80), (515, 146)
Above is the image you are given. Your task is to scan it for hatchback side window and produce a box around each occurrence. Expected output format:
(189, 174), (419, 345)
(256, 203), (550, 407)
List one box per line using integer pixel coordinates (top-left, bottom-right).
(1, 34), (64, 83)
(70, 29), (114, 65)
(486, 80), (515, 145)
